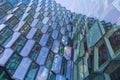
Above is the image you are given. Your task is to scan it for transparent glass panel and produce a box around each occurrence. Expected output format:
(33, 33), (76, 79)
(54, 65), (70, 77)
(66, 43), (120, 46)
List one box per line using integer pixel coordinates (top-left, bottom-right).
(25, 63), (39, 80)
(29, 43), (41, 61)
(19, 23), (31, 36)
(5, 16), (19, 29)
(45, 51), (54, 69)
(5, 53), (22, 76)
(33, 29), (42, 42)
(47, 71), (56, 80)
(1, 2), (13, 12)
(12, 36), (27, 53)
(0, 27), (13, 45)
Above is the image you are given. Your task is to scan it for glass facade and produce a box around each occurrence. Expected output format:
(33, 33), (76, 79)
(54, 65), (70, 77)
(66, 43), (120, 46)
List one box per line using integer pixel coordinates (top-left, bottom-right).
(0, 0), (120, 80)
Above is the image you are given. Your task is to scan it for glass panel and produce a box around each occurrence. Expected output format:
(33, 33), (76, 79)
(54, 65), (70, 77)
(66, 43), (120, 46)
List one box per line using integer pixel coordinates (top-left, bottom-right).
(46, 36), (54, 49)
(0, 46), (4, 53)
(47, 71), (56, 80)
(25, 63), (39, 80)
(14, 8), (24, 19)
(5, 53), (22, 76)
(0, 67), (11, 80)
(24, 15), (33, 24)
(45, 51), (54, 69)
(19, 3), (26, 10)
(35, 21), (43, 29)
(28, 9), (35, 16)
(39, 13), (44, 21)
(0, 8), (6, 19)
(98, 43), (110, 66)
(1, 2), (13, 12)
(51, 40), (60, 53)
(31, 3), (37, 9)
(39, 34), (49, 46)
(110, 67), (120, 80)
(19, 23), (31, 36)
(33, 29), (42, 42)
(5, 16), (19, 29)
(47, 27), (53, 35)
(29, 43), (41, 61)
(0, 27), (13, 45)
(12, 36), (27, 53)
(109, 29), (120, 54)
(60, 58), (67, 76)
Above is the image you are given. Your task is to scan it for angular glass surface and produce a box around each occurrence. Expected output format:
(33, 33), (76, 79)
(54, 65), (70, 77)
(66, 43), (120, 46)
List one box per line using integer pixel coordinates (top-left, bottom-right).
(5, 53), (22, 76)
(25, 63), (39, 80)
(19, 23), (31, 36)
(36, 66), (49, 80)
(51, 40), (60, 53)
(45, 51), (54, 69)
(12, 36), (27, 53)
(109, 29), (120, 54)
(1, 2), (13, 12)
(0, 67), (11, 80)
(0, 45), (4, 53)
(8, 0), (18, 6)
(33, 29), (42, 42)
(42, 17), (49, 24)
(60, 58), (67, 76)
(41, 25), (49, 33)
(0, 26), (13, 46)
(62, 36), (68, 45)
(28, 9), (35, 16)
(24, 15), (33, 25)
(47, 71), (56, 80)
(5, 16), (19, 30)
(19, 3), (26, 10)
(0, 8), (6, 19)
(29, 43), (41, 61)
(64, 46), (72, 60)
(36, 47), (49, 65)
(52, 30), (59, 39)
(39, 34), (49, 46)
(98, 43), (110, 66)
(14, 8), (24, 19)
(47, 27), (53, 35)
(35, 21), (43, 29)
(46, 36), (54, 49)
(51, 54), (62, 73)
(51, 22), (57, 30)
(55, 75), (66, 80)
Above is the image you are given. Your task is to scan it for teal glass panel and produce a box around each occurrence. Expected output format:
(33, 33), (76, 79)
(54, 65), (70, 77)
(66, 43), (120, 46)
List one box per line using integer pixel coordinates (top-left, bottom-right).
(46, 37), (54, 49)
(28, 9), (35, 16)
(1, 2), (13, 12)
(47, 27), (53, 35)
(33, 29), (42, 42)
(45, 51), (54, 69)
(12, 36), (27, 53)
(24, 15), (33, 25)
(87, 21), (102, 48)
(47, 71), (56, 80)
(5, 53), (22, 76)
(60, 58), (67, 76)
(5, 16), (19, 30)
(35, 21), (43, 29)
(14, 8), (24, 19)
(0, 8), (6, 19)
(0, 67), (11, 80)
(29, 43), (41, 61)
(8, 0), (18, 6)
(19, 23), (31, 36)
(18, 3), (26, 10)
(25, 63), (39, 80)
(0, 27), (13, 46)
(0, 45), (4, 53)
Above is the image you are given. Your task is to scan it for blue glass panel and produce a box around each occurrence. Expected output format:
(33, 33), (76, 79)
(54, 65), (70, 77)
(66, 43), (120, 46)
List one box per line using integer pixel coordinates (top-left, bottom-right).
(55, 75), (66, 80)
(51, 40), (60, 53)
(51, 54), (62, 73)
(8, 0), (18, 6)
(1, 2), (13, 12)
(39, 34), (49, 46)
(52, 30), (59, 39)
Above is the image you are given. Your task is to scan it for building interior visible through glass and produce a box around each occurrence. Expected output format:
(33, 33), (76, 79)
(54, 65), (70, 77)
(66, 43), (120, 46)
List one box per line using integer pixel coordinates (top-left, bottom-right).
(0, 0), (120, 80)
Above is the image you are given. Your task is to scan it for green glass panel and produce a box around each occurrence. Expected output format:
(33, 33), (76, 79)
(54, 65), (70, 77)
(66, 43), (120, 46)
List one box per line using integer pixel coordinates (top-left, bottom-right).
(5, 53), (22, 76)
(28, 9), (35, 16)
(19, 3), (26, 10)
(59, 44), (64, 55)
(0, 27), (13, 45)
(35, 21), (43, 29)
(19, 23), (31, 36)
(33, 29), (42, 42)
(39, 14), (44, 21)
(12, 36), (27, 53)
(0, 67), (10, 80)
(25, 63), (39, 80)
(5, 16), (19, 29)
(45, 51), (54, 69)
(47, 71), (56, 80)
(1, 2), (13, 12)
(29, 43), (41, 61)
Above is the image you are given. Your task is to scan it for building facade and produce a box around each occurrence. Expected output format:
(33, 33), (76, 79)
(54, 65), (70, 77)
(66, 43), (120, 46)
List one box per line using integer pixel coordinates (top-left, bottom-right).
(0, 0), (120, 80)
